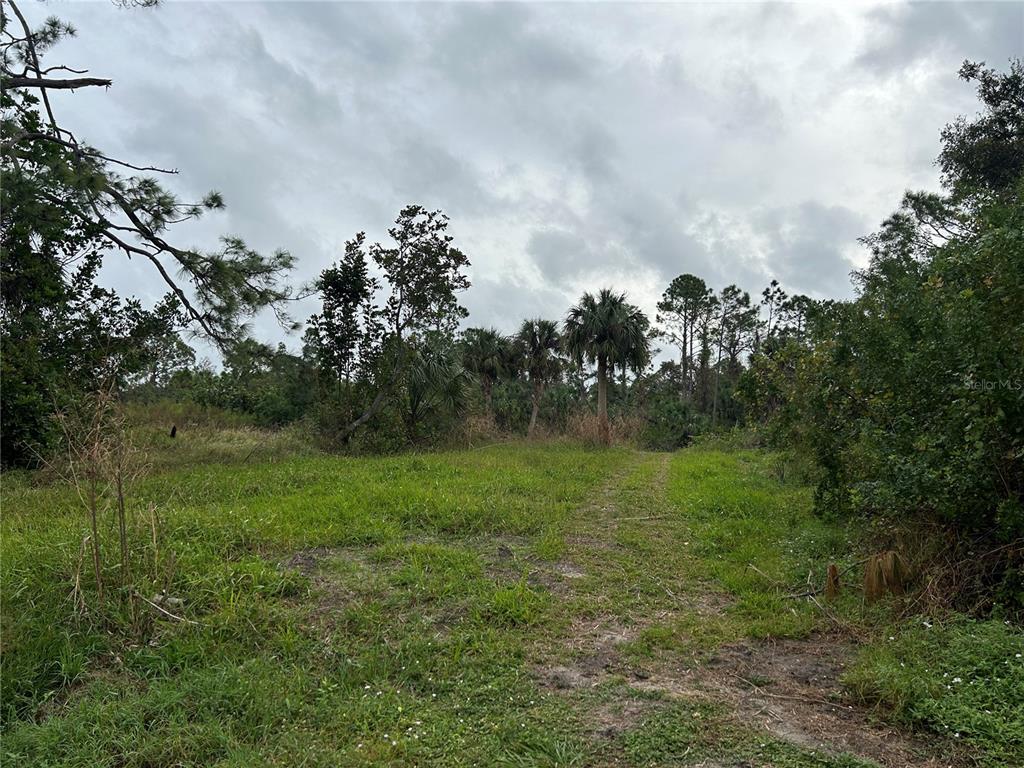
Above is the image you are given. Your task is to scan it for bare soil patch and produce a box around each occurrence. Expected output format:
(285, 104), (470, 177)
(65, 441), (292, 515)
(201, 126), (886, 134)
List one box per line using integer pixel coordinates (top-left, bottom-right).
(548, 626), (966, 767)
(697, 636), (966, 767)
(280, 546), (371, 628)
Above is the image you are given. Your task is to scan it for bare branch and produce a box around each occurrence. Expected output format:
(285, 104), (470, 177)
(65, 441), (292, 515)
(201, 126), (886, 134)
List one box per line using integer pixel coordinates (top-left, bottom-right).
(4, 74), (112, 89)
(6, 1), (61, 131)
(8, 131), (178, 173)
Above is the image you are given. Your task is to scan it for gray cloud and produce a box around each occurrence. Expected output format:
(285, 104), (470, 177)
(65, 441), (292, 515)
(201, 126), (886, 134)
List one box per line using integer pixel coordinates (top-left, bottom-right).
(755, 203), (868, 299)
(21, 0), (1018, 348)
(858, 2), (1023, 74)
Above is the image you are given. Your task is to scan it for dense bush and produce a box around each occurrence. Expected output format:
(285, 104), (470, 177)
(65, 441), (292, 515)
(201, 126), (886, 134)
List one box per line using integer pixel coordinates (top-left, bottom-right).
(741, 61), (1024, 542)
(640, 395), (708, 450)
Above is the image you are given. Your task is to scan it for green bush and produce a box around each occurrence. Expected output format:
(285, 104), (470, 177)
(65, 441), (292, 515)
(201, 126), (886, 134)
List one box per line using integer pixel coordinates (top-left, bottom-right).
(640, 395), (708, 450)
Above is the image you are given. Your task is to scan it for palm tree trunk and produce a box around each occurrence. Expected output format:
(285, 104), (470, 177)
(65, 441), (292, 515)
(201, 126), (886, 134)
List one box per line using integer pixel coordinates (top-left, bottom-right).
(597, 355), (610, 446)
(528, 380), (543, 437)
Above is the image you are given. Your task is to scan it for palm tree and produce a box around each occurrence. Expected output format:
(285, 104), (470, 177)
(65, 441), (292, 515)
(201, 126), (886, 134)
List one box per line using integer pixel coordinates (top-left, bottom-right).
(563, 289), (651, 445)
(460, 327), (507, 415)
(515, 318), (561, 437)
(402, 339), (472, 442)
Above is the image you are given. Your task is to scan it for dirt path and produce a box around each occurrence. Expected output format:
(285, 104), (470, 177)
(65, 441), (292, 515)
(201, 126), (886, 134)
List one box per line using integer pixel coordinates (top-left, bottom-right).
(530, 451), (962, 768)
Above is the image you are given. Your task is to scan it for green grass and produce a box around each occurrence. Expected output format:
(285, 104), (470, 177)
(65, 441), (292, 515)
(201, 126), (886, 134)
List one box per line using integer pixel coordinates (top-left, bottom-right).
(845, 617), (1024, 766)
(622, 701), (874, 768)
(2, 437), (1020, 766)
(2, 443), (624, 766)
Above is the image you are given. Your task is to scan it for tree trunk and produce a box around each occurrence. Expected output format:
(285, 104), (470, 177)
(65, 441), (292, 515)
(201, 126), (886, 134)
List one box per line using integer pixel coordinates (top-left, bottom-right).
(528, 380), (543, 437)
(712, 328), (724, 428)
(483, 378), (493, 415)
(681, 323), (689, 399)
(597, 355), (610, 446)
(343, 352), (403, 440)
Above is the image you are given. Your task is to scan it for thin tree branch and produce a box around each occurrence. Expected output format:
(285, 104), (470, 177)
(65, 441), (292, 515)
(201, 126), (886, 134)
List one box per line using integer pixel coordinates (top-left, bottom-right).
(8, 131), (178, 173)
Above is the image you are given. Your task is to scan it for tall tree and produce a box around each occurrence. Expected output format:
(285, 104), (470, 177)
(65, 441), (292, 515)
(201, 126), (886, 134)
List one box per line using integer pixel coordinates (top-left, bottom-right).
(939, 59), (1024, 198)
(304, 233), (380, 390)
(0, 0), (295, 464)
(694, 293), (719, 413)
(515, 318), (561, 436)
(759, 279), (787, 346)
(656, 274), (712, 397)
(340, 205), (471, 438)
(743, 60), (1024, 543)
(563, 289), (651, 446)
(710, 285), (757, 426)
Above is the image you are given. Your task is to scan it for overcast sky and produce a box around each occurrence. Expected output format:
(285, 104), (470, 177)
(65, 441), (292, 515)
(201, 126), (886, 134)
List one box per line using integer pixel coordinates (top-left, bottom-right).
(26, 0), (1024, 357)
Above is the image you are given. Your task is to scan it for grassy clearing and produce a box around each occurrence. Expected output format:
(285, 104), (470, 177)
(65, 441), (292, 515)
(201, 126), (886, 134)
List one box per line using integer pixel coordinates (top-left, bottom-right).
(2, 442), (624, 766)
(2, 438), (1021, 766)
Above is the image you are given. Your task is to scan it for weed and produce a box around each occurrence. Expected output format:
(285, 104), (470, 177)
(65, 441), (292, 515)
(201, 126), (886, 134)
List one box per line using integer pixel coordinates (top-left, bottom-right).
(845, 617), (1024, 765)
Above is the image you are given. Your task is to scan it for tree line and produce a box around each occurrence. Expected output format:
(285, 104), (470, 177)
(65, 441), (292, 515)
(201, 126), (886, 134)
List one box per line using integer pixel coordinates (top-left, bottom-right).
(1, 2), (1020, 548)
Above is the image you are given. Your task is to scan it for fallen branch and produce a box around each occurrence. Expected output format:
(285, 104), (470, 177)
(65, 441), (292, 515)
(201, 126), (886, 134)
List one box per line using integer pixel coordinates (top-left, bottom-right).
(747, 564), (786, 587)
(730, 673), (848, 710)
(133, 591), (203, 626)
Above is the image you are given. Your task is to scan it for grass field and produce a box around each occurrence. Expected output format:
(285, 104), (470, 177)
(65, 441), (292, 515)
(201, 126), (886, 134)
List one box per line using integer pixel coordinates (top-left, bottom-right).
(2, 438), (1021, 767)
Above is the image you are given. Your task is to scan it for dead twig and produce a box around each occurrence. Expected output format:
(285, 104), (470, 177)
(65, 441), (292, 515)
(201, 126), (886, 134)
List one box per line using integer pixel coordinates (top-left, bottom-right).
(747, 564), (786, 587)
(783, 558), (870, 599)
(134, 593), (201, 626)
(730, 673), (847, 711)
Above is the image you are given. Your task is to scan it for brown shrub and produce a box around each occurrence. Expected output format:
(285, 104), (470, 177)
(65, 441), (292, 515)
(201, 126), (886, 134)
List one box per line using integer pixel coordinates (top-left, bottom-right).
(565, 411), (643, 447)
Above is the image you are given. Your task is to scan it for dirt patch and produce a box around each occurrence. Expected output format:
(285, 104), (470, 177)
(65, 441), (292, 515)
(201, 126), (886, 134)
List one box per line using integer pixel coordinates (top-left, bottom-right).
(478, 536), (590, 595)
(591, 697), (651, 740)
(553, 561), (586, 579)
(281, 546), (333, 575)
(537, 613), (663, 692)
(280, 546), (371, 627)
(544, 631), (966, 765)
(630, 635), (967, 768)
